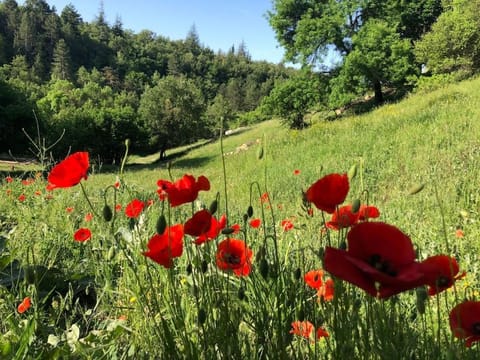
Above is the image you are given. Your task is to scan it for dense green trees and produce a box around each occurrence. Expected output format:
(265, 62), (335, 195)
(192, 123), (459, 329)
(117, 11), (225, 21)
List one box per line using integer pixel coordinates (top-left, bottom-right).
(0, 0), (290, 160)
(414, 0), (480, 76)
(268, 0), (443, 106)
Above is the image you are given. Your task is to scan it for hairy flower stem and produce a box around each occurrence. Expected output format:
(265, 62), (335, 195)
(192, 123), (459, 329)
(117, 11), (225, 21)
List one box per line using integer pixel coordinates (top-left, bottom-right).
(80, 181), (99, 218)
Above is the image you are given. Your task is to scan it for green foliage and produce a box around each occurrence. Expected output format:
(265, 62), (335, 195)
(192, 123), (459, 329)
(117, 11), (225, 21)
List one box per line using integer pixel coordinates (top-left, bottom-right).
(261, 72), (323, 128)
(414, 0), (480, 75)
(138, 75), (207, 157)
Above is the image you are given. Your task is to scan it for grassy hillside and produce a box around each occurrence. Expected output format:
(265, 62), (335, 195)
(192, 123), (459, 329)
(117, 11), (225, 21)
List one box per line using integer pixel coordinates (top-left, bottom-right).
(116, 75), (480, 244)
(2, 76), (480, 358)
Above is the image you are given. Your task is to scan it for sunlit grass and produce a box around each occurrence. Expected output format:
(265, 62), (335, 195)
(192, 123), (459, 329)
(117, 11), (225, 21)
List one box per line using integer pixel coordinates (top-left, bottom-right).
(1, 76), (480, 358)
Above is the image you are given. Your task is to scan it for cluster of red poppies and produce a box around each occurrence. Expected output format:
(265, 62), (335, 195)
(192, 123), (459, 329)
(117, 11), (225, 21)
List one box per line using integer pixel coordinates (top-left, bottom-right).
(43, 152), (480, 347)
(305, 172), (477, 347)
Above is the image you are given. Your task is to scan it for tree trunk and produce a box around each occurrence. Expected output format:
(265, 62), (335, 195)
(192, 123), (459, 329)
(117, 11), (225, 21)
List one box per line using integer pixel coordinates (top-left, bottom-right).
(373, 80), (384, 105)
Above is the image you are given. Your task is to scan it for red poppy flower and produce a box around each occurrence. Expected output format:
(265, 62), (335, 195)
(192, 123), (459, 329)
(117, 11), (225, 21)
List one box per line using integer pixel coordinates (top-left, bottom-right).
(143, 224), (184, 268)
(304, 269), (324, 289)
(74, 228), (92, 242)
(156, 174), (210, 207)
(125, 199), (145, 218)
(185, 209), (212, 236)
(306, 173), (349, 214)
(455, 229), (464, 238)
(21, 178), (34, 186)
(185, 210), (226, 245)
(293, 169), (301, 175)
(450, 301), (480, 347)
(326, 204), (380, 230)
(34, 190), (41, 196)
(115, 204), (122, 212)
(281, 219), (294, 231)
(216, 238), (253, 276)
(260, 192), (269, 203)
(324, 222), (424, 298)
(420, 255), (466, 296)
(17, 296), (31, 313)
(230, 223), (241, 233)
(317, 278), (334, 301)
(5, 176), (13, 183)
(315, 327), (329, 340)
(66, 207), (74, 213)
(47, 152), (89, 189)
(84, 212), (93, 222)
(18, 194), (26, 202)
(290, 320), (314, 339)
(249, 218), (261, 229)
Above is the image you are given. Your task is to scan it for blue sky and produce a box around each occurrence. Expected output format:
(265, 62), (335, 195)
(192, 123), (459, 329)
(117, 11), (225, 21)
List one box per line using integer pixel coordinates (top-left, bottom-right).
(38, 0), (287, 64)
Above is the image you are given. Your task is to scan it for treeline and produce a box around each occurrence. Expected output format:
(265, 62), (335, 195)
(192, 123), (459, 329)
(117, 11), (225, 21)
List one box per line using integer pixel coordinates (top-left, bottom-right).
(262, 0), (480, 128)
(0, 0), (294, 161)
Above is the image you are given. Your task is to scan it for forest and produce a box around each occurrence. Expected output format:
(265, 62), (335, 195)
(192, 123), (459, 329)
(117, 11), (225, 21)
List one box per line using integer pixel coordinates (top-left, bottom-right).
(0, 0), (294, 161)
(1, 0), (480, 161)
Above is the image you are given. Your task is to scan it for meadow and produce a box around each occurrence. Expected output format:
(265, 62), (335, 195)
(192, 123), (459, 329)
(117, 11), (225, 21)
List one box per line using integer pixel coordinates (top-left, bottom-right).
(1, 76), (480, 359)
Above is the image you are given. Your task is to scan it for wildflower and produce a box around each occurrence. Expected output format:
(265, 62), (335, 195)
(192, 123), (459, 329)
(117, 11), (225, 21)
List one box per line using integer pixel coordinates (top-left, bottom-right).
(281, 219), (294, 231)
(326, 204), (380, 230)
(293, 169), (301, 175)
(290, 320), (314, 339)
(249, 218), (261, 229)
(115, 204), (122, 212)
(17, 297), (31, 313)
(455, 229), (464, 238)
(21, 178), (34, 186)
(18, 194), (26, 202)
(420, 255), (466, 296)
(185, 210), (226, 245)
(230, 223), (241, 233)
(317, 278), (334, 301)
(66, 207), (74, 213)
(216, 238), (253, 276)
(47, 152), (89, 189)
(74, 228), (92, 242)
(84, 212), (93, 222)
(34, 190), (41, 196)
(315, 327), (329, 340)
(449, 301), (480, 347)
(125, 199), (145, 218)
(5, 176), (13, 183)
(306, 173), (349, 214)
(324, 222), (424, 298)
(143, 224), (184, 268)
(304, 270), (324, 289)
(260, 192), (269, 203)
(156, 174), (210, 207)
(146, 199), (154, 207)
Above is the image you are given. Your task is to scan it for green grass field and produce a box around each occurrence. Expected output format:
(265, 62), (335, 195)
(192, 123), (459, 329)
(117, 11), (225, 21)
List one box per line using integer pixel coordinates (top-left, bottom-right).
(1, 76), (480, 359)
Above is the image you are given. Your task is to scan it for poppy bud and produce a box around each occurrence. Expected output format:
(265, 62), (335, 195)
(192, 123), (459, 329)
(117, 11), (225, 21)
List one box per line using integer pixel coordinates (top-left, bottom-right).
(294, 267), (302, 280)
(247, 205), (254, 218)
(102, 204), (113, 222)
(107, 246), (115, 261)
(257, 146), (264, 160)
(209, 200), (218, 215)
(125, 139), (131, 148)
(221, 227), (235, 235)
(186, 263), (193, 275)
(351, 199), (361, 214)
(339, 241), (347, 250)
(415, 287), (427, 315)
(128, 218), (135, 230)
(243, 213), (248, 222)
(238, 287), (246, 300)
(297, 308), (305, 322)
(408, 183), (425, 195)
(348, 164), (357, 180)
(156, 214), (167, 235)
(201, 260), (208, 273)
(259, 258), (269, 279)
(198, 308), (207, 325)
